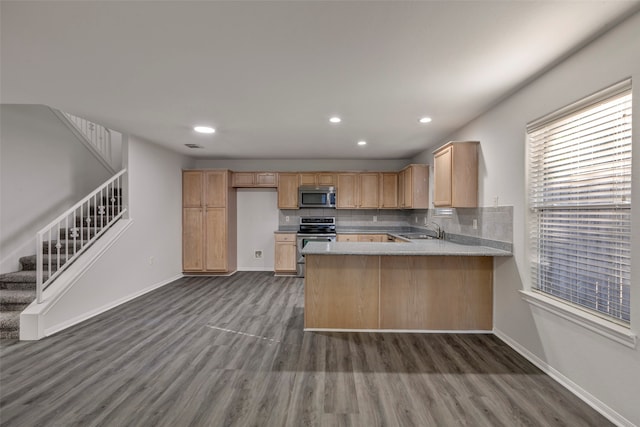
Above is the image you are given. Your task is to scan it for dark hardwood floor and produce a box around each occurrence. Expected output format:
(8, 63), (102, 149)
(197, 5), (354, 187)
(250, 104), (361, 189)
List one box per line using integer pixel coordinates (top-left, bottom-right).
(0, 272), (611, 426)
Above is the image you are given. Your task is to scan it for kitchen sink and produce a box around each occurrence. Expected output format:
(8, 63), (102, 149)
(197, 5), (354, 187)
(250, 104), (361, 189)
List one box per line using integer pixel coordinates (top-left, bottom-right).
(397, 233), (437, 240)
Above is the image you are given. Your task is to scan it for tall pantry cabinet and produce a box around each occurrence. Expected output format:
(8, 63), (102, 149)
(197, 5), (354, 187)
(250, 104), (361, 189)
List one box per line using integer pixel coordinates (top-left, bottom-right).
(182, 170), (237, 273)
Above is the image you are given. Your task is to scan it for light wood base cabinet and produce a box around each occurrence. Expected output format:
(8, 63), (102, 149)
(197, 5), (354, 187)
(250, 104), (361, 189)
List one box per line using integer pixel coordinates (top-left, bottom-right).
(274, 233), (297, 274)
(182, 170), (237, 274)
(304, 255), (379, 329)
(337, 234), (387, 242)
(305, 254), (493, 331)
(379, 256), (492, 330)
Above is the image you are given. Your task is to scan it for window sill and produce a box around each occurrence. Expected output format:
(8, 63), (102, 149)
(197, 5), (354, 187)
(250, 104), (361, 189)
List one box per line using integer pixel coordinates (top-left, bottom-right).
(519, 290), (637, 349)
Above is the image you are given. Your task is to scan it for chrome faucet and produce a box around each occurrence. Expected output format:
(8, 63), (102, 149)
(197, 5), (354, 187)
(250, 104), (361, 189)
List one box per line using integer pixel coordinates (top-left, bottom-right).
(426, 222), (445, 240)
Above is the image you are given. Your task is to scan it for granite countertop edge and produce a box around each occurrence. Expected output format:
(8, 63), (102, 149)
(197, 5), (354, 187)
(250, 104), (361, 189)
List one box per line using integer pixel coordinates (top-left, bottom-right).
(301, 240), (512, 257)
(278, 226), (513, 256)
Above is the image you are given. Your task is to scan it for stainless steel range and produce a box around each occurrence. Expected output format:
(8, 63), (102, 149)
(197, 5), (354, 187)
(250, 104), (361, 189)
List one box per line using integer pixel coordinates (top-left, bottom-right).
(296, 216), (336, 277)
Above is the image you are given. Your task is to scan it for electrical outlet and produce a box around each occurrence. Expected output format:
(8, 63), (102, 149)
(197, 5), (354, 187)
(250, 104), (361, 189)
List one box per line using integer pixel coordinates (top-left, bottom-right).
(493, 196), (499, 207)
(424, 217), (428, 225)
(285, 216), (290, 222)
(415, 217), (418, 223)
(254, 250), (263, 259)
(373, 215), (377, 222)
(473, 219), (478, 230)
(148, 256), (155, 265)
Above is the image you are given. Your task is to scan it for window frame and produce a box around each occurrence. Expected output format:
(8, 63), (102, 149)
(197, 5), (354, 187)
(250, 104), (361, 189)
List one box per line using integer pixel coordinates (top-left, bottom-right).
(524, 79), (635, 346)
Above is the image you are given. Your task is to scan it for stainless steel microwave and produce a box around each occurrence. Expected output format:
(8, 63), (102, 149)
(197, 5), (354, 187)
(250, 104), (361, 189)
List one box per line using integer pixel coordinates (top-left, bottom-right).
(298, 186), (336, 208)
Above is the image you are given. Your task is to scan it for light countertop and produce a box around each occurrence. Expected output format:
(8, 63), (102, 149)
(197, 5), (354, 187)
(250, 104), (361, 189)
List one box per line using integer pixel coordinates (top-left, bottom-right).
(301, 239), (512, 257)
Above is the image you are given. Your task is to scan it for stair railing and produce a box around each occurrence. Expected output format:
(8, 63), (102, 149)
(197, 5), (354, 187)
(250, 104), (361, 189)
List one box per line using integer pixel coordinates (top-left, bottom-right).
(62, 112), (112, 166)
(36, 169), (127, 303)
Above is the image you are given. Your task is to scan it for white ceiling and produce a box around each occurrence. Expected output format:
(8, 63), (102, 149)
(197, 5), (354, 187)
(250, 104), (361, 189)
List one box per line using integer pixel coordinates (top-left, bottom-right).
(1, 1), (638, 160)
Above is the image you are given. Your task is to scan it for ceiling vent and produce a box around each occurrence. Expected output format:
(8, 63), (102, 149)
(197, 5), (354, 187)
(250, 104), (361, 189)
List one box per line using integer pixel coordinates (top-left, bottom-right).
(184, 143), (204, 149)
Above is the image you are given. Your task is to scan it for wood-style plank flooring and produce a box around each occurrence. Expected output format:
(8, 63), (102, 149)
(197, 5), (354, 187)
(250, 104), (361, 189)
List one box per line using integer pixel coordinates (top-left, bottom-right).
(0, 272), (611, 426)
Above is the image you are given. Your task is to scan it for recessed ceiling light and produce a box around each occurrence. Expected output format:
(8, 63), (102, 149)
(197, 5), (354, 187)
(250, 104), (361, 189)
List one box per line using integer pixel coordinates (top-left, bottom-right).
(329, 116), (341, 124)
(357, 140), (367, 146)
(419, 117), (432, 124)
(194, 126), (215, 134)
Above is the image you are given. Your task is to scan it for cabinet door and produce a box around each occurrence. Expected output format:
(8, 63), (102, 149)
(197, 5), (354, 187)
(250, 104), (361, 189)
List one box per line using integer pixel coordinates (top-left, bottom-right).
(183, 208), (203, 271)
(278, 173), (299, 209)
(317, 173), (336, 186)
(205, 171), (227, 208)
(256, 173), (278, 187)
(183, 171), (203, 208)
(205, 208), (227, 271)
(274, 242), (297, 273)
(337, 174), (357, 208)
(402, 168), (413, 208)
(398, 170), (405, 208)
(380, 173), (398, 208)
(299, 173), (317, 186)
(232, 172), (255, 187)
(359, 173), (380, 208)
(434, 147), (453, 207)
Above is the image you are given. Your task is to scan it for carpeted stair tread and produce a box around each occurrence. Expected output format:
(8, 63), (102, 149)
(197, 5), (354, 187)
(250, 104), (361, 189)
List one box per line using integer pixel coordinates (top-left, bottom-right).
(0, 312), (20, 331)
(0, 329), (19, 340)
(0, 270), (37, 283)
(0, 289), (37, 304)
(0, 281), (37, 291)
(19, 254), (71, 271)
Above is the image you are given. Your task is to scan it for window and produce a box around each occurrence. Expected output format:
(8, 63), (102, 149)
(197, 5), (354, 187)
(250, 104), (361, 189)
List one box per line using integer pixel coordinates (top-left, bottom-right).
(527, 80), (632, 325)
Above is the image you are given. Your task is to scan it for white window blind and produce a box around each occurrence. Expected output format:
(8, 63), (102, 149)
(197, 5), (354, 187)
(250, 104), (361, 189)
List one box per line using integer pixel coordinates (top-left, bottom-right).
(528, 80), (632, 325)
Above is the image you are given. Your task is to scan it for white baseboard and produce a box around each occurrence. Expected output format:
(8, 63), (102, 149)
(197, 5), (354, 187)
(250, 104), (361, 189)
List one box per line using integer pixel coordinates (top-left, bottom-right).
(493, 328), (634, 427)
(237, 267), (273, 272)
(42, 273), (183, 338)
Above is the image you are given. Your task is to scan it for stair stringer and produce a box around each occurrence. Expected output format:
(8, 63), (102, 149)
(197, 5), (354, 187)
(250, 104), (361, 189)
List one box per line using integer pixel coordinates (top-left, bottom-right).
(20, 219), (133, 340)
(49, 107), (117, 175)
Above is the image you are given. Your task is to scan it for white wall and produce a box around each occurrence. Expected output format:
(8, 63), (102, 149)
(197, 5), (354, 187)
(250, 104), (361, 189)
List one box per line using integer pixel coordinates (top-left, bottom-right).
(412, 12), (640, 425)
(0, 105), (112, 273)
(236, 189), (279, 271)
(40, 135), (193, 332)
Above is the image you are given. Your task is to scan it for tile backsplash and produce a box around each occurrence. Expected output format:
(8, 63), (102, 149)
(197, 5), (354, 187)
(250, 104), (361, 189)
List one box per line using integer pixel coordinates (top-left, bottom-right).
(280, 206), (513, 244)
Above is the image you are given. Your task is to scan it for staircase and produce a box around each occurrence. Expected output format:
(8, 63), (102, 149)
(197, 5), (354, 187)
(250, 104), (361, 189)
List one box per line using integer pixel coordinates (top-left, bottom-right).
(0, 186), (124, 340)
(0, 263), (44, 339)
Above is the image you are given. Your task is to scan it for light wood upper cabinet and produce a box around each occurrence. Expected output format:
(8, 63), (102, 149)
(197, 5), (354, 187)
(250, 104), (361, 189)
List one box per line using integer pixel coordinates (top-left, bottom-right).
(337, 173), (358, 208)
(232, 172), (278, 188)
(299, 172), (336, 186)
(183, 171), (204, 208)
(278, 173), (299, 209)
(359, 173), (380, 208)
(205, 171), (227, 207)
(433, 141), (478, 208)
(337, 173), (382, 209)
(380, 173), (398, 208)
(256, 173), (278, 187)
(182, 170), (237, 273)
(274, 233), (297, 274)
(398, 164), (429, 209)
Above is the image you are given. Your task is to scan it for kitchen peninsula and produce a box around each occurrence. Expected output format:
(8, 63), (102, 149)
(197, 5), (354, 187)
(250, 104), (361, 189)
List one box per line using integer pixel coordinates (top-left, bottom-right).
(302, 238), (511, 332)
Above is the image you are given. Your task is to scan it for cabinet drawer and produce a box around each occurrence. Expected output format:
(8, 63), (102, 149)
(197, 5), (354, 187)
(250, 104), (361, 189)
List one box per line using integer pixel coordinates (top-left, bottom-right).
(275, 233), (296, 242)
